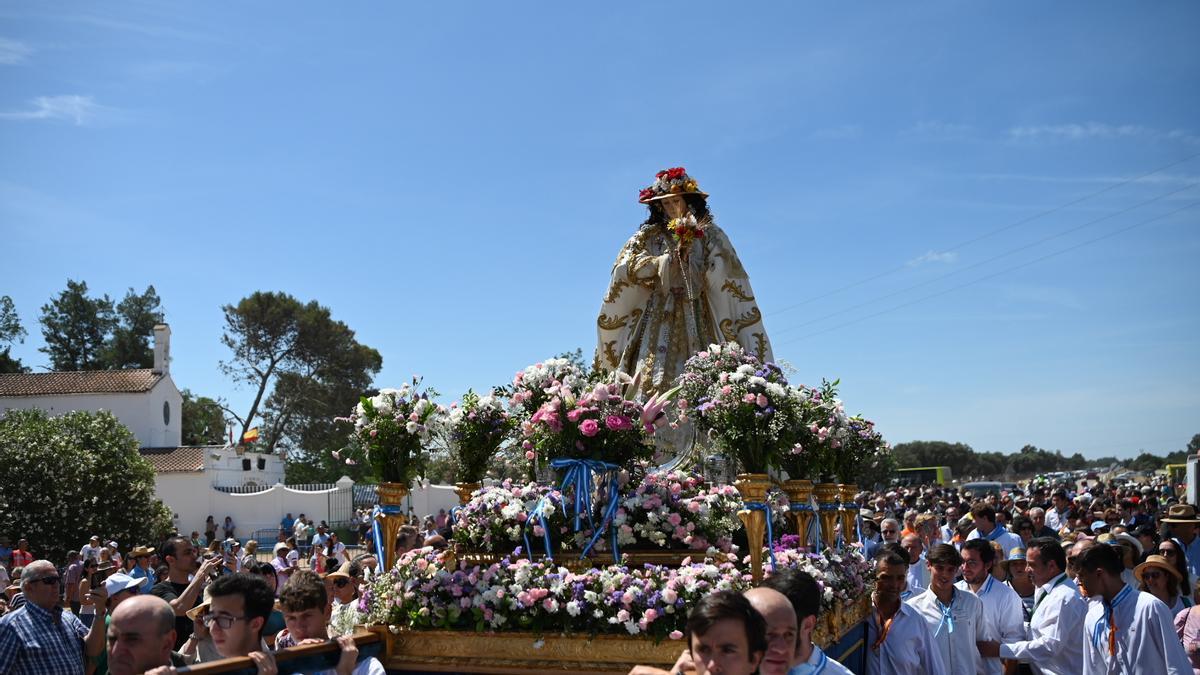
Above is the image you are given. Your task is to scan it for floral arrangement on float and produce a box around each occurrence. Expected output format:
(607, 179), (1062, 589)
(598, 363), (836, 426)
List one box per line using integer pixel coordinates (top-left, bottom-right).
(505, 357), (589, 422)
(452, 480), (564, 554)
(675, 342), (803, 578)
(335, 376), (447, 484)
(445, 389), (516, 502)
(360, 547), (750, 641)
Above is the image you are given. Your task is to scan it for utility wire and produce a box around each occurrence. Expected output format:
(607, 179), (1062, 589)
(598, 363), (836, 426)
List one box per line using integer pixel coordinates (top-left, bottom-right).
(775, 200), (1200, 346)
(769, 150), (1200, 316)
(772, 181), (1199, 336)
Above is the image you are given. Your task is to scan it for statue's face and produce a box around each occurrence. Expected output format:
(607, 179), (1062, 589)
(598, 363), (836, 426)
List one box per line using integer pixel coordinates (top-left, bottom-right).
(659, 195), (689, 219)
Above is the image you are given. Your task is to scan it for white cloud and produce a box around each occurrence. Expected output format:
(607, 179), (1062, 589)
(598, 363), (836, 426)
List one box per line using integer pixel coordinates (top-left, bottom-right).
(907, 250), (959, 267)
(1009, 122), (1200, 145)
(0, 37), (31, 64)
(0, 95), (101, 125)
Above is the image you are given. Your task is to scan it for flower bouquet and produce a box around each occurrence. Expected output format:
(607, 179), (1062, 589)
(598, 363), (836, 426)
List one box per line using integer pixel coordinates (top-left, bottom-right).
(676, 342), (802, 474)
(446, 390), (516, 484)
(453, 480), (565, 554)
(521, 381), (660, 469)
(573, 468), (743, 554)
(505, 357), (589, 423)
(335, 376), (447, 484)
(781, 380), (846, 482)
(833, 414), (889, 484)
(767, 541), (872, 619)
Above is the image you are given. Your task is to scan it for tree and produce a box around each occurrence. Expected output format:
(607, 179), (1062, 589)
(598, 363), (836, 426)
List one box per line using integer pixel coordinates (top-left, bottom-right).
(181, 389), (228, 446)
(0, 409), (174, 562)
(39, 280), (117, 371)
(102, 286), (164, 369)
(219, 292), (382, 477)
(1188, 434), (1200, 455)
(0, 295), (29, 373)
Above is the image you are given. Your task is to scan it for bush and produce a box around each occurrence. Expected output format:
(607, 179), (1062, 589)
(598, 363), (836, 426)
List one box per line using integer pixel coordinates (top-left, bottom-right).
(0, 408), (174, 563)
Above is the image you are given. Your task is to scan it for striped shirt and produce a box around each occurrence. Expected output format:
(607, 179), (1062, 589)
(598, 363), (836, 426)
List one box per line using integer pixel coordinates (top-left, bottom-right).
(0, 601), (88, 674)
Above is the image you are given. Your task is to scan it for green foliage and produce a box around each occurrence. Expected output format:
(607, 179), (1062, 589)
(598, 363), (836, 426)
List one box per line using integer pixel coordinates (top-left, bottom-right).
(0, 295), (29, 373)
(181, 389), (227, 446)
(892, 437), (1195, 479)
(0, 409), (174, 563)
(219, 291), (382, 476)
(39, 280), (117, 370)
(102, 286), (165, 369)
(36, 281), (163, 371)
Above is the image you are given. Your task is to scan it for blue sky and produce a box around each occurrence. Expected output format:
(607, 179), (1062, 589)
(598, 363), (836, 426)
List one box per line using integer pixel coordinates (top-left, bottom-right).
(2, 2), (1198, 461)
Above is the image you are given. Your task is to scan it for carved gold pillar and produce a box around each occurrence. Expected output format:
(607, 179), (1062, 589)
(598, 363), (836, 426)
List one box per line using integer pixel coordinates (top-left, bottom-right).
(454, 482), (480, 506)
(838, 483), (859, 544)
(735, 473), (771, 582)
(813, 482), (840, 550)
(782, 479), (814, 547)
(377, 482), (410, 569)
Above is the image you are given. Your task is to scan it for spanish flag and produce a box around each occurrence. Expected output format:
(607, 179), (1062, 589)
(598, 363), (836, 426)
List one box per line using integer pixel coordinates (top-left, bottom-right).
(241, 427), (260, 444)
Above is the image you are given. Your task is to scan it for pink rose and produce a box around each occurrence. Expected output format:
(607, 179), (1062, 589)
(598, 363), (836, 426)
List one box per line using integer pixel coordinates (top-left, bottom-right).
(756, 393), (769, 408)
(668, 513), (682, 526)
(525, 450), (537, 460)
(669, 630), (683, 640)
(687, 501), (702, 513)
(580, 419), (600, 437)
(605, 415), (632, 431)
(644, 608), (658, 622)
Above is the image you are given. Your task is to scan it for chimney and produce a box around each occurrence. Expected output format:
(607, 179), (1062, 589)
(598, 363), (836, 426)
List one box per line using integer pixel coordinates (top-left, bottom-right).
(153, 324), (171, 374)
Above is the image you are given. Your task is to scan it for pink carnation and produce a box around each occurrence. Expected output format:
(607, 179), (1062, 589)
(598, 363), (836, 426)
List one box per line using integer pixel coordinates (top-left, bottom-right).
(580, 419), (600, 437)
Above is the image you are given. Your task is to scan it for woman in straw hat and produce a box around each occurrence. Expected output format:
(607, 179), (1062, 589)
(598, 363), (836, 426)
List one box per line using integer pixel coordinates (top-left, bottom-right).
(595, 168), (773, 461)
(1137, 554), (1193, 614)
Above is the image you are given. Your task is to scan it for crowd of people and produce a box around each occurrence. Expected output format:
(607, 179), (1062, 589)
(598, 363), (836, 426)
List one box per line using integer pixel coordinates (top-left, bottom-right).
(5, 475), (1200, 674)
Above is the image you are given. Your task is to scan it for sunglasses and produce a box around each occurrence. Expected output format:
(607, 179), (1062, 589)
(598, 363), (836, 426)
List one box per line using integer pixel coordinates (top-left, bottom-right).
(332, 578), (351, 588)
(33, 576), (60, 586)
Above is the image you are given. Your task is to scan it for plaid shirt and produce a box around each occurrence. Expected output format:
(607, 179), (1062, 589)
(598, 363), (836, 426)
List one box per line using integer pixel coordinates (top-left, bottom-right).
(0, 601), (87, 674)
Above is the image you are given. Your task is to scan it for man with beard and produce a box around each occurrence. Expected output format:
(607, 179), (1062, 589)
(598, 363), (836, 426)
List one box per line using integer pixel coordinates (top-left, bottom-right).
(150, 536), (223, 650)
(957, 540), (1023, 675)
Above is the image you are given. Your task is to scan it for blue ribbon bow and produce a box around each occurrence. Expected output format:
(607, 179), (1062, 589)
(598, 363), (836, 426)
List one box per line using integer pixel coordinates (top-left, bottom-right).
(523, 458), (622, 562)
(743, 501), (777, 571)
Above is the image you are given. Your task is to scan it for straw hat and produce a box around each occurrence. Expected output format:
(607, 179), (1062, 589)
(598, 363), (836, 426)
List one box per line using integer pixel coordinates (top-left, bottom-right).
(1162, 504), (1200, 524)
(325, 561), (354, 580)
(130, 546), (155, 558)
(1134, 554), (1182, 585)
(186, 587), (213, 622)
(638, 167), (708, 204)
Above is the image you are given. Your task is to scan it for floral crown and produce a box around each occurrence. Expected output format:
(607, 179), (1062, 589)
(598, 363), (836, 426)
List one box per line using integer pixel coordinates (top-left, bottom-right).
(638, 167), (709, 204)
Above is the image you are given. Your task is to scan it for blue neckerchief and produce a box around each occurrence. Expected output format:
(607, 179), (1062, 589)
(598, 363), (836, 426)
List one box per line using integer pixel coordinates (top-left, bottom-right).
(1091, 584), (1134, 650)
(984, 524), (1009, 542)
(787, 647), (828, 675)
(978, 575), (995, 597)
(934, 588), (956, 636)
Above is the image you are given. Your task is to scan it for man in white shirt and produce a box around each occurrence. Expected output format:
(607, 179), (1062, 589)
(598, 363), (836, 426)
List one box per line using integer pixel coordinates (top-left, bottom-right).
(957, 540), (1024, 675)
(1163, 504), (1200, 585)
(1043, 490), (1071, 534)
(866, 549), (946, 675)
(1075, 541), (1191, 675)
(940, 507), (961, 545)
(81, 535), (103, 563)
(965, 504), (1023, 555)
(907, 543), (989, 675)
(902, 534), (930, 595)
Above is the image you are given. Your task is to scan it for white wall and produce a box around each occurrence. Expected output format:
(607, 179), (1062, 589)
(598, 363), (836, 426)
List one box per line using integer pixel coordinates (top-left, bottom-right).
(405, 484), (461, 522)
(1, 377), (183, 448)
(155, 475), (354, 540)
(205, 447), (285, 488)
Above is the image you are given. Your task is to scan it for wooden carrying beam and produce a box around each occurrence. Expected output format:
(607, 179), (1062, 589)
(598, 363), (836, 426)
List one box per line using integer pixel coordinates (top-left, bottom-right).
(177, 630), (381, 675)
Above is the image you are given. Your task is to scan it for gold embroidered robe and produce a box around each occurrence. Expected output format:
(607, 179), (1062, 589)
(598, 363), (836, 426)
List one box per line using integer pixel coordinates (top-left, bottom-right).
(594, 219), (773, 398)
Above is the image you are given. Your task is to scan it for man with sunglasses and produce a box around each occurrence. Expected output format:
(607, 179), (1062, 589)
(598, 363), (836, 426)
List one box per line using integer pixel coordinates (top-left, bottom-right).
(0, 559), (109, 674)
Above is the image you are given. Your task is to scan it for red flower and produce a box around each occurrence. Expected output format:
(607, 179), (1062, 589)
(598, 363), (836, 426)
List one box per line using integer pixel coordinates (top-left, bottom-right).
(639, 188), (656, 201)
(656, 170), (668, 179)
(695, 229), (704, 237)
(666, 167), (687, 180)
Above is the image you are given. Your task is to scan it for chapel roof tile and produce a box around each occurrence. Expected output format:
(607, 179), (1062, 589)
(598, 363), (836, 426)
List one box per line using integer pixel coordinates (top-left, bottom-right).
(0, 369), (164, 397)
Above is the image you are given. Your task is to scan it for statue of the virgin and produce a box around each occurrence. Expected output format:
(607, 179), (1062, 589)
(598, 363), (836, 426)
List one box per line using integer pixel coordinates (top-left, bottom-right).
(594, 167), (773, 462)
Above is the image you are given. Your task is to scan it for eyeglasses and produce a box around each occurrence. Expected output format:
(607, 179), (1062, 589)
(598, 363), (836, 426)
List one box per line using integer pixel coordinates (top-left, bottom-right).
(32, 576), (60, 586)
(200, 613), (249, 630)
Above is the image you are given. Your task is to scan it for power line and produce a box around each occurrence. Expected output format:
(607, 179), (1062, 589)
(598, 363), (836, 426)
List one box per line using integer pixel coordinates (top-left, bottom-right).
(775, 200), (1200, 346)
(769, 150), (1200, 316)
(772, 181), (1198, 336)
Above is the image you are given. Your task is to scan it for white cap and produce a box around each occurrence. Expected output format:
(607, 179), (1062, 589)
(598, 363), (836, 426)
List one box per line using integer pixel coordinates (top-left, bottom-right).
(104, 573), (142, 597)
